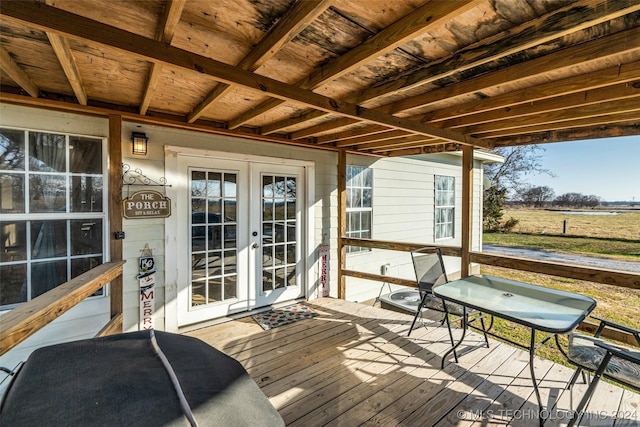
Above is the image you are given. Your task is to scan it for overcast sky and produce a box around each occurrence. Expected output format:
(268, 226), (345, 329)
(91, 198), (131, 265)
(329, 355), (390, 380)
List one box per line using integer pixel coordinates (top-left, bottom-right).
(522, 135), (640, 202)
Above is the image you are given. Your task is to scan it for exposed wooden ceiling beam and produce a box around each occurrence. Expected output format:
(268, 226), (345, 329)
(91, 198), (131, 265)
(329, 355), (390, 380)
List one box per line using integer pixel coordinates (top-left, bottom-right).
(293, 26), (640, 143)
(443, 82), (640, 129)
(491, 121), (640, 147)
(289, 117), (359, 140)
(187, 0), (333, 123)
(140, 0), (186, 115)
(271, 0), (640, 136)
(0, 1), (485, 147)
(467, 97), (640, 137)
(358, 136), (437, 151)
(0, 44), (39, 97)
(423, 61), (640, 123)
(370, 138), (448, 153)
(46, 32), (87, 105)
(336, 130), (411, 148)
(359, 0), (640, 108)
(226, 0), (484, 129)
(261, 110), (327, 135)
(315, 124), (390, 144)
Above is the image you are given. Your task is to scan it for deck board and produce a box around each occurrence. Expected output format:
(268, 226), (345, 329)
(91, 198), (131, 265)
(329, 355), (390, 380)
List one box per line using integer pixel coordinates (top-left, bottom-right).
(185, 298), (639, 426)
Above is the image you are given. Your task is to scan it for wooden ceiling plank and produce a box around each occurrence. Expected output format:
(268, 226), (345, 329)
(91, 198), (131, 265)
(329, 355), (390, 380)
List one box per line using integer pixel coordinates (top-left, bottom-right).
(140, 0), (186, 115)
(385, 27), (640, 117)
(361, 0), (640, 109)
(226, 0), (484, 129)
(469, 98), (640, 137)
(315, 124), (392, 144)
(46, 32), (87, 105)
(260, 110), (328, 135)
(360, 136), (438, 151)
(307, 26), (640, 144)
(274, 18), (640, 145)
(187, 0), (333, 123)
(480, 111), (640, 140)
(491, 122), (640, 147)
(288, 117), (360, 140)
(0, 2), (482, 147)
(424, 61), (640, 123)
(443, 81), (640, 128)
(336, 130), (411, 148)
(0, 44), (39, 98)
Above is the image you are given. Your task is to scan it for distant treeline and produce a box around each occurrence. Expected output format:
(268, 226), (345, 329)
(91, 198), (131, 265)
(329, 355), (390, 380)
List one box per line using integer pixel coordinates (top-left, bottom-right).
(509, 186), (605, 208)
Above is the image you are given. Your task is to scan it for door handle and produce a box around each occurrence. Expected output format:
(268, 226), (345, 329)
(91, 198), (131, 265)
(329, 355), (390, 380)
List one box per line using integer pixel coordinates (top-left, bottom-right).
(251, 242), (259, 249)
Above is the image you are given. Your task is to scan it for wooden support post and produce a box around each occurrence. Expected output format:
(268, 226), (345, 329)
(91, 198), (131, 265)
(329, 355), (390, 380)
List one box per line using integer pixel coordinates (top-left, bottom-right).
(461, 145), (473, 278)
(108, 115), (123, 328)
(337, 149), (347, 299)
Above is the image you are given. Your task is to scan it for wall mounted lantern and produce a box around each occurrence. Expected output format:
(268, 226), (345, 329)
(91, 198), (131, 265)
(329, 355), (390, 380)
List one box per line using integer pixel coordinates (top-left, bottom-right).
(131, 132), (148, 155)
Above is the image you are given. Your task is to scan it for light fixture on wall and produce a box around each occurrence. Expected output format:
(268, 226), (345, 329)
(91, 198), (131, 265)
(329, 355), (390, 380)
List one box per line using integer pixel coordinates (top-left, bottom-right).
(131, 132), (148, 155)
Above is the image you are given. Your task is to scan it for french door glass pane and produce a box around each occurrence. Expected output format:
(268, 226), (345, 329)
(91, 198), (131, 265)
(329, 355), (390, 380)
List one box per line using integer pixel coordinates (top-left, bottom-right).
(261, 174), (297, 293)
(190, 170), (238, 307)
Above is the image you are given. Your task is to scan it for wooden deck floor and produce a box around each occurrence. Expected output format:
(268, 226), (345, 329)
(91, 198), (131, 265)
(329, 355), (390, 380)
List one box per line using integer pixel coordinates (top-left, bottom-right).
(186, 298), (640, 426)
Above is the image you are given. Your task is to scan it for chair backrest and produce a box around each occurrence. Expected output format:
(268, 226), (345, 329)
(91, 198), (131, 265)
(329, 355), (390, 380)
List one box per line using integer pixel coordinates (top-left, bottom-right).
(410, 247), (448, 293)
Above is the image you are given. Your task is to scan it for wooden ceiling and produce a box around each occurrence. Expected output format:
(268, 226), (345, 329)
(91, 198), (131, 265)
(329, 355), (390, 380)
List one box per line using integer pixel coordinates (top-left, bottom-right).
(1, 0), (639, 156)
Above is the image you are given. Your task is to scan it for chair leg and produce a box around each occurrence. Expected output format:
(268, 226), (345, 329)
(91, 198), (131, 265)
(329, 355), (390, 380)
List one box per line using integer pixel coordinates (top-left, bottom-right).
(566, 368), (583, 390)
(408, 293), (429, 337)
(567, 353), (612, 427)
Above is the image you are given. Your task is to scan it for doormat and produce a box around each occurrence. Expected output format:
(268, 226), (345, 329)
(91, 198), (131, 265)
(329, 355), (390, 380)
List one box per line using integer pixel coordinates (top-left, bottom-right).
(252, 303), (318, 330)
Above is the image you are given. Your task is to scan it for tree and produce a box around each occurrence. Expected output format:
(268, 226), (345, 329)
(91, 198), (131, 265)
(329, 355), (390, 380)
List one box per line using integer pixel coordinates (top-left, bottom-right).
(483, 145), (554, 231)
(520, 185), (555, 207)
(484, 145), (554, 198)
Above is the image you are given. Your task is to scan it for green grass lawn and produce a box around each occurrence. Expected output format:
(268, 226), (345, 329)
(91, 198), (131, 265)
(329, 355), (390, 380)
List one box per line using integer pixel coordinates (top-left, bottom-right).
(480, 208), (640, 367)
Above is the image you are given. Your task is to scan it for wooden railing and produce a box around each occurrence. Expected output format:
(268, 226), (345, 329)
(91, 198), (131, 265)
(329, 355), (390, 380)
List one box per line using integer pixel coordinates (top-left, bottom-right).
(340, 237), (640, 346)
(0, 261), (125, 356)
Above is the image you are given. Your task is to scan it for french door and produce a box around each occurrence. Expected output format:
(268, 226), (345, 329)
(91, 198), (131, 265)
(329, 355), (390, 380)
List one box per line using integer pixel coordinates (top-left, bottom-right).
(175, 154), (306, 326)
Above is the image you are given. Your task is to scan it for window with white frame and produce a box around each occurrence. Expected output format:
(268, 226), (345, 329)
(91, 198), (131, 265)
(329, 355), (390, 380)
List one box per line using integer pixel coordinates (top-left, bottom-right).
(0, 128), (106, 309)
(346, 166), (372, 253)
(435, 175), (455, 240)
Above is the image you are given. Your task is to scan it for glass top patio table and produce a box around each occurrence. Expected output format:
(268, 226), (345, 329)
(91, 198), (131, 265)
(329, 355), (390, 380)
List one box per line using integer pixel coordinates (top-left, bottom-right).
(433, 274), (596, 333)
(432, 274), (596, 424)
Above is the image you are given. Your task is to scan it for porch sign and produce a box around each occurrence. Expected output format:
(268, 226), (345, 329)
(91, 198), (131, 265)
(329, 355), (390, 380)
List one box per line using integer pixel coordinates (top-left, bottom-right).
(123, 190), (171, 219)
(139, 256), (156, 330)
(319, 245), (330, 297)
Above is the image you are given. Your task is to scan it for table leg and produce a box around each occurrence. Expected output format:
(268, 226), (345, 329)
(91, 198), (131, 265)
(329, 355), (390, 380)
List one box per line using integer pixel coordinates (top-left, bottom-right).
(441, 306), (467, 369)
(529, 329), (547, 426)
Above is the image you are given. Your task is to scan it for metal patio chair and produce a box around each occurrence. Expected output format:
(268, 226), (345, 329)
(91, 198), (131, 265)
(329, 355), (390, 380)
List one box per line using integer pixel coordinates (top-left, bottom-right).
(407, 247), (490, 362)
(562, 316), (640, 426)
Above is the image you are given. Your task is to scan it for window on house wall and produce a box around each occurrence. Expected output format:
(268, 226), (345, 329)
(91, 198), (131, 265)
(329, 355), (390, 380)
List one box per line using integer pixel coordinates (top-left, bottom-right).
(0, 128), (106, 309)
(346, 166), (372, 254)
(435, 175), (455, 240)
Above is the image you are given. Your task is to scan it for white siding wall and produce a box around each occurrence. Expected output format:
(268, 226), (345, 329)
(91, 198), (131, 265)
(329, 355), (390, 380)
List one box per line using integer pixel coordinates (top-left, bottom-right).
(0, 103), (486, 371)
(344, 154), (485, 303)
